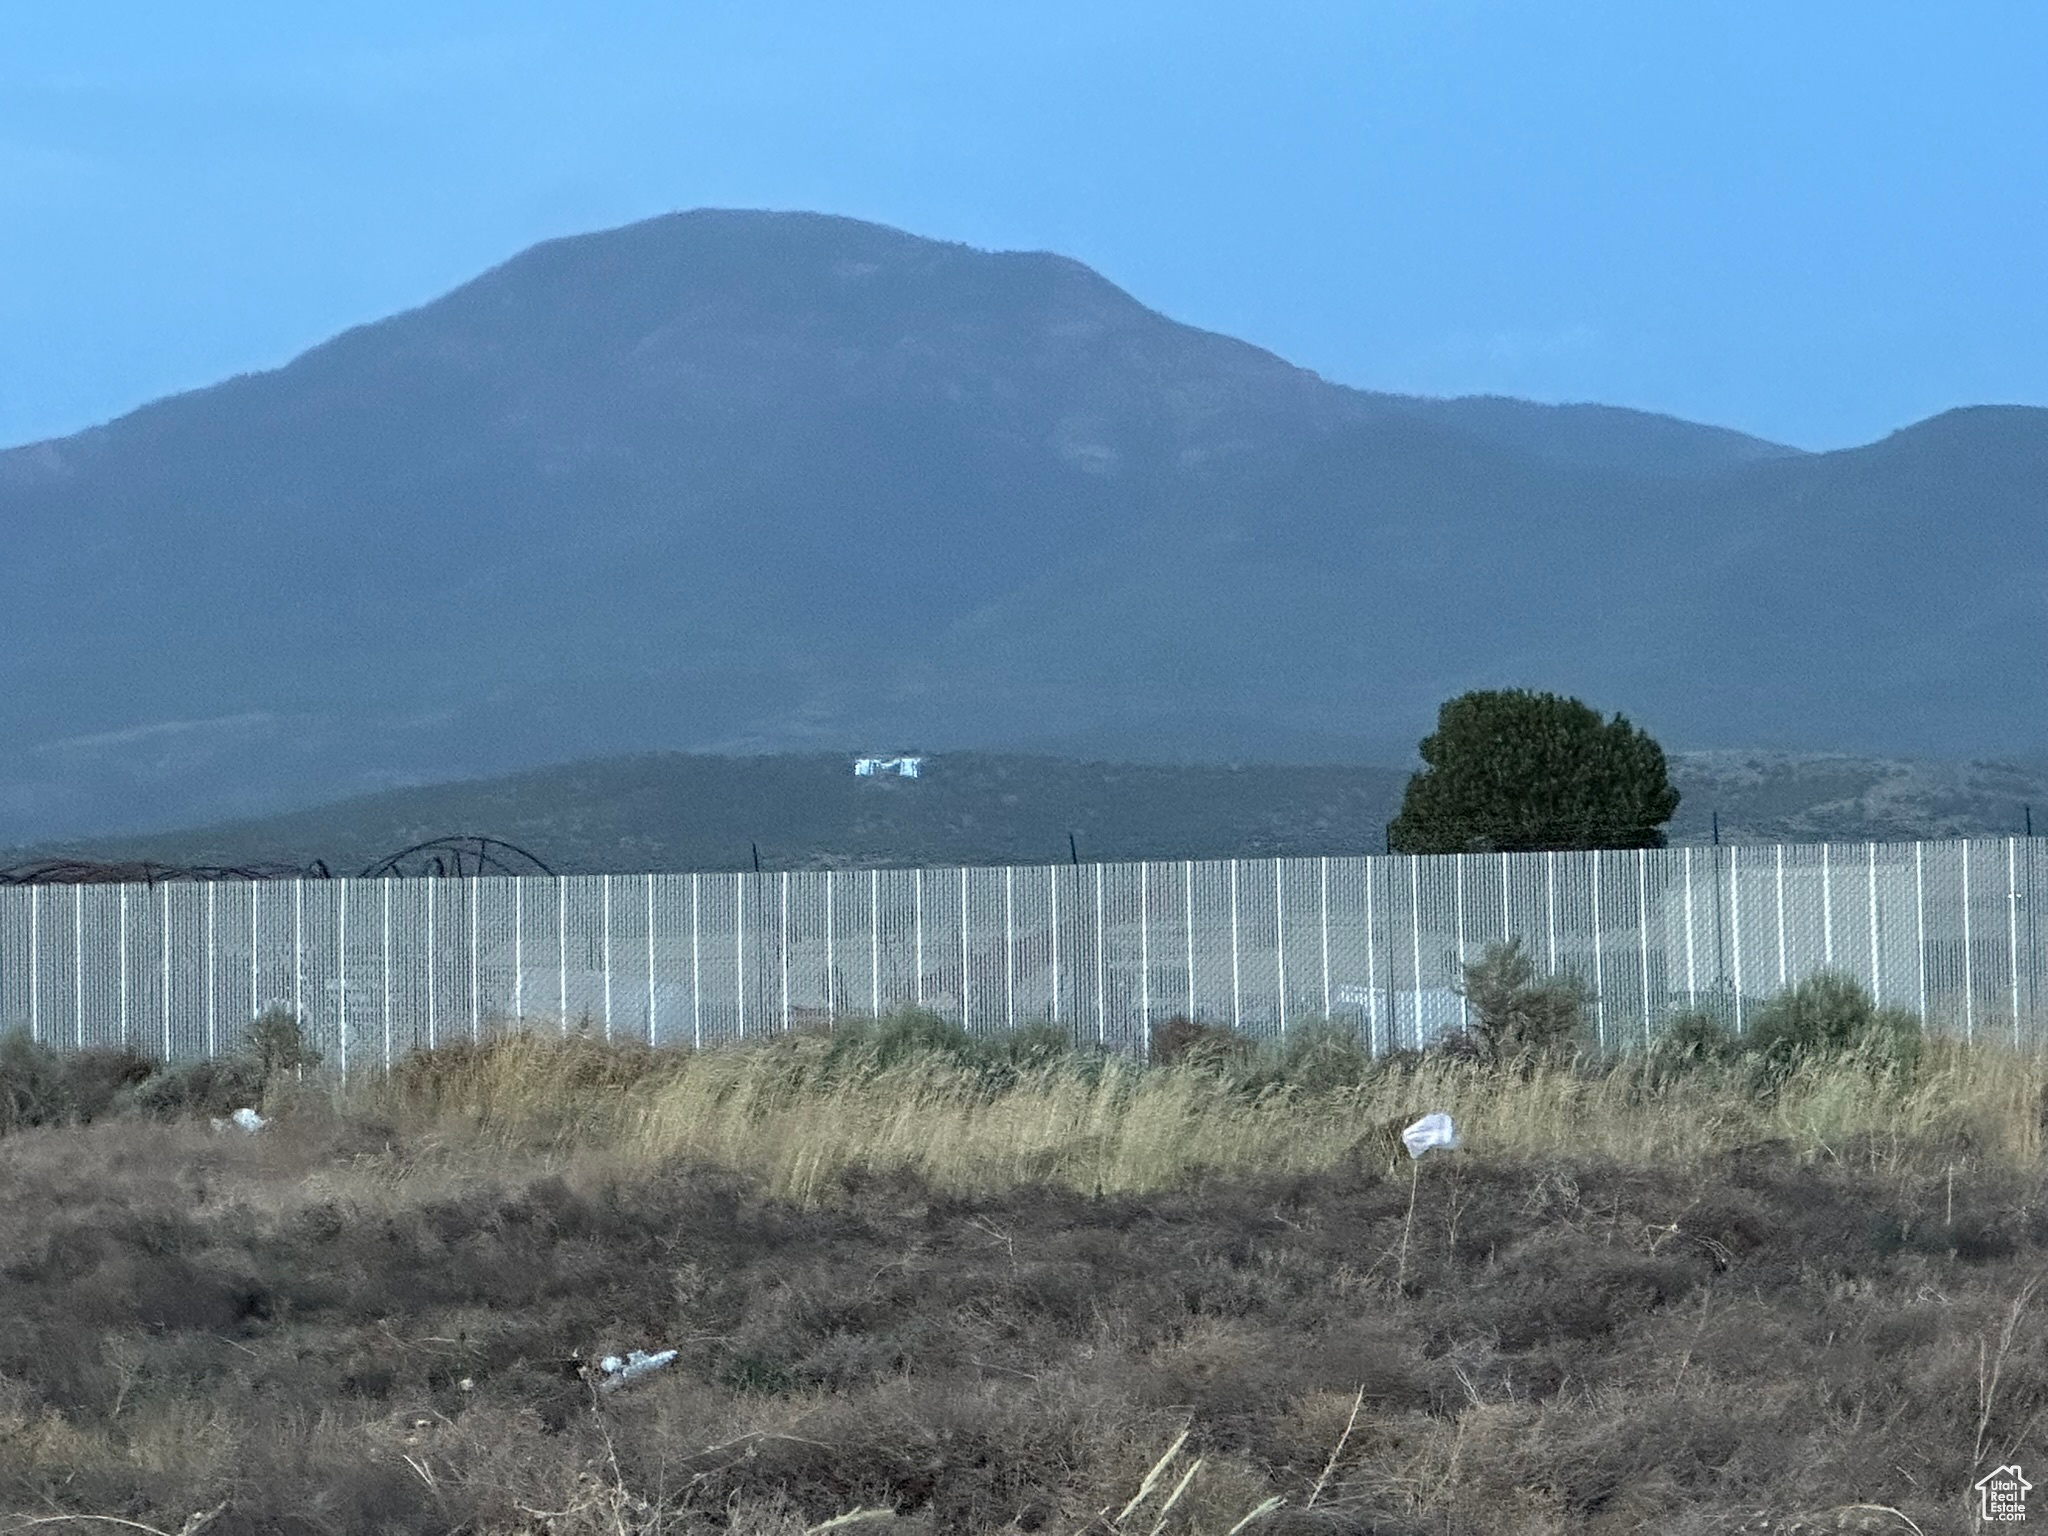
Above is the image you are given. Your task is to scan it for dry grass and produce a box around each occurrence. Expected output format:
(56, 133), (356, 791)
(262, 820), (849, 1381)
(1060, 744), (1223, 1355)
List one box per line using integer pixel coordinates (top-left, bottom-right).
(1, 1012), (2044, 1533)
(329, 1021), (2048, 1206)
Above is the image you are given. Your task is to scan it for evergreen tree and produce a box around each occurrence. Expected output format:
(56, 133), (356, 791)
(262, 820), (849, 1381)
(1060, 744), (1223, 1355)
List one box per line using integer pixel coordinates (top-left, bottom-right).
(1388, 689), (1679, 854)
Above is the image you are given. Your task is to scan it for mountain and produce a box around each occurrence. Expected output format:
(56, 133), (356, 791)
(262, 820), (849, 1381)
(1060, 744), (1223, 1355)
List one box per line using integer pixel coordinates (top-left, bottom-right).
(3, 208), (2041, 847)
(16, 749), (2043, 878)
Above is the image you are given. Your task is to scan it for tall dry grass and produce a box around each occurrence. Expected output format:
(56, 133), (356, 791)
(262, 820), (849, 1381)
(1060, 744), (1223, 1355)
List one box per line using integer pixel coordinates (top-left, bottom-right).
(334, 1015), (2048, 1207)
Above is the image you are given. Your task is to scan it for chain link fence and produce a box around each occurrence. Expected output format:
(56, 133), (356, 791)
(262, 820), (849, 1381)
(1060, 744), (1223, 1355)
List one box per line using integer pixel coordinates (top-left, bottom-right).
(1, 839), (2041, 1074)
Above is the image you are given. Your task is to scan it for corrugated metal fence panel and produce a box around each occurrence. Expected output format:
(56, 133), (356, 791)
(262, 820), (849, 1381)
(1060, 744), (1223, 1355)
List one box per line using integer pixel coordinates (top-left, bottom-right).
(2, 838), (2044, 1071)
(0, 886), (31, 1044)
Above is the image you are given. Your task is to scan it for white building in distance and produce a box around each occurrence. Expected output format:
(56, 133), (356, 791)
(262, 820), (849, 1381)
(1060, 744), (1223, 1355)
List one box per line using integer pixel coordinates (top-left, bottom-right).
(854, 756), (924, 778)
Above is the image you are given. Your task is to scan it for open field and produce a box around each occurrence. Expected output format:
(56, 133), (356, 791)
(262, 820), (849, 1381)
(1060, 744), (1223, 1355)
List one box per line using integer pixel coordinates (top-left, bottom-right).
(2, 1013), (2045, 1534)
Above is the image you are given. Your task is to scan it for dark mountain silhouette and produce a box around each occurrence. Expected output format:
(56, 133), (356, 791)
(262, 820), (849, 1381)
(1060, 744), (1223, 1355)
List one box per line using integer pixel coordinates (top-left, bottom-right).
(3, 208), (2041, 846)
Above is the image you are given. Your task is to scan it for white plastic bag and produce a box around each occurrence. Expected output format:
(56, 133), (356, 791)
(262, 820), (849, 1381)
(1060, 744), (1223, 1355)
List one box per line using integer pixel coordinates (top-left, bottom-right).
(598, 1348), (679, 1392)
(1400, 1112), (1458, 1159)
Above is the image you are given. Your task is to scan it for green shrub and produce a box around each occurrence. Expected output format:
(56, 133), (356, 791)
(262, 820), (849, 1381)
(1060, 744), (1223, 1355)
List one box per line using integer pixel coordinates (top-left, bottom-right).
(1652, 1007), (1737, 1064)
(1418, 1029), (1491, 1065)
(821, 1008), (976, 1075)
(131, 1055), (269, 1120)
(1742, 970), (1922, 1089)
(67, 1043), (161, 1119)
(1271, 1017), (1375, 1091)
(1456, 937), (1593, 1066)
(985, 1021), (1077, 1064)
(247, 1006), (321, 1074)
(1148, 1015), (1254, 1069)
(0, 1029), (74, 1133)
(967, 1021), (1080, 1086)
(0, 1031), (158, 1133)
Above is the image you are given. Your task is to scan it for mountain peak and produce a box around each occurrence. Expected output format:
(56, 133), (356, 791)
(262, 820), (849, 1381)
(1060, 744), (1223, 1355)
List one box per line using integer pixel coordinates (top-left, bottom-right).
(2, 210), (2040, 844)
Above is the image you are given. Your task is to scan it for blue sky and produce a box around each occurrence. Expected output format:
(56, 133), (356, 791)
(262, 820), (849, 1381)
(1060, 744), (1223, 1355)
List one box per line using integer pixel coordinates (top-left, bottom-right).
(2, 2), (2042, 453)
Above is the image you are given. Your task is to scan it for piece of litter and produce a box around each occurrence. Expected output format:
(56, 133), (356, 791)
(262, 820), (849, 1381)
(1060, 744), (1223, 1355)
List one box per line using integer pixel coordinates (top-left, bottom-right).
(210, 1107), (265, 1134)
(598, 1348), (679, 1392)
(1400, 1112), (1458, 1159)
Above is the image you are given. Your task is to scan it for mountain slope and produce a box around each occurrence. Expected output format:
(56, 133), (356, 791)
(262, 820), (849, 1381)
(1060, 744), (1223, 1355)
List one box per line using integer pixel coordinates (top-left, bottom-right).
(17, 749), (2043, 877)
(2, 209), (2041, 845)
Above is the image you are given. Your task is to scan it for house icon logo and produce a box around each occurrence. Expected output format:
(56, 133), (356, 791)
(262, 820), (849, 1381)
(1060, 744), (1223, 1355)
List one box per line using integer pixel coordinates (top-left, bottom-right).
(1975, 1463), (2031, 1522)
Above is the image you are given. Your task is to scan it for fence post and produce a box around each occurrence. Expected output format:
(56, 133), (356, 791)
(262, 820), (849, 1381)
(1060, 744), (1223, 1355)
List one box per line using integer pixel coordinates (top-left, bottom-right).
(869, 869), (879, 1019)
(1140, 861), (1151, 1052)
(1454, 854), (1468, 1033)
(1729, 845), (1745, 1033)
(469, 876), (480, 1043)
(1962, 841), (1975, 1043)
(427, 876), (437, 1051)
(382, 879), (392, 1071)
(1407, 855), (1423, 1053)
(781, 871), (791, 1035)
(692, 873), (703, 1049)
(27, 886), (38, 1045)
(513, 878), (523, 1026)
(1821, 844), (1834, 966)
(1682, 846), (1697, 1010)
(1319, 855), (1331, 1021)
(646, 873), (657, 1045)
(1364, 854), (1379, 1054)
(204, 881), (215, 1059)
(1500, 850), (1510, 946)
(160, 883), (170, 1061)
(1004, 865), (1014, 1032)
(293, 879), (303, 1040)
(1915, 843), (1928, 1028)
(1867, 843), (1881, 1008)
(1275, 859), (1287, 1038)
(825, 869), (836, 1028)
(1229, 859), (1242, 1034)
(1544, 850), (1557, 974)
(118, 884), (129, 1050)
(1094, 863), (1106, 1048)
(603, 874), (613, 1043)
(1636, 850), (1651, 1048)
(1775, 846), (1787, 991)
(914, 868), (924, 1009)
(1590, 849), (1605, 1051)
(338, 878), (349, 1081)
(1051, 861), (1060, 1026)
(74, 885), (84, 1049)
(2009, 838), (2021, 1047)
(557, 877), (568, 1036)
(1184, 859), (1195, 1024)
(1712, 840), (1728, 1009)
(961, 867), (970, 1033)
(2030, 833), (2040, 1046)
(735, 872), (745, 1041)
(249, 882), (259, 1031)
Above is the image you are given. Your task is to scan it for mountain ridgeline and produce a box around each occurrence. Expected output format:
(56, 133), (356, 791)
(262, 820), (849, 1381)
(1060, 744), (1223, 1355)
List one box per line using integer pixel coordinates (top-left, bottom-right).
(3, 209), (2043, 846)
(25, 748), (2048, 878)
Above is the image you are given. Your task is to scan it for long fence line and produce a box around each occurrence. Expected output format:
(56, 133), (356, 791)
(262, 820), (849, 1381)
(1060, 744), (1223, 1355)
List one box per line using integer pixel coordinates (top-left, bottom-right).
(0, 838), (2042, 1075)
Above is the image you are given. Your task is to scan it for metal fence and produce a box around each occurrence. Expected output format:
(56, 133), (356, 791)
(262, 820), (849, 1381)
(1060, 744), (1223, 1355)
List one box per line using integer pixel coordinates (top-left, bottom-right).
(1, 839), (2042, 1074)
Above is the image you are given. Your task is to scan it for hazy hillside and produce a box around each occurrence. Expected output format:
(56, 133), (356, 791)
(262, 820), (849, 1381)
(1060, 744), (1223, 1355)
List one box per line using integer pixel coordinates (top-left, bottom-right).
(1381, 394), (1807, 476)
(2, 209), (2040, 846)
(18, 748), (2043, 877)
